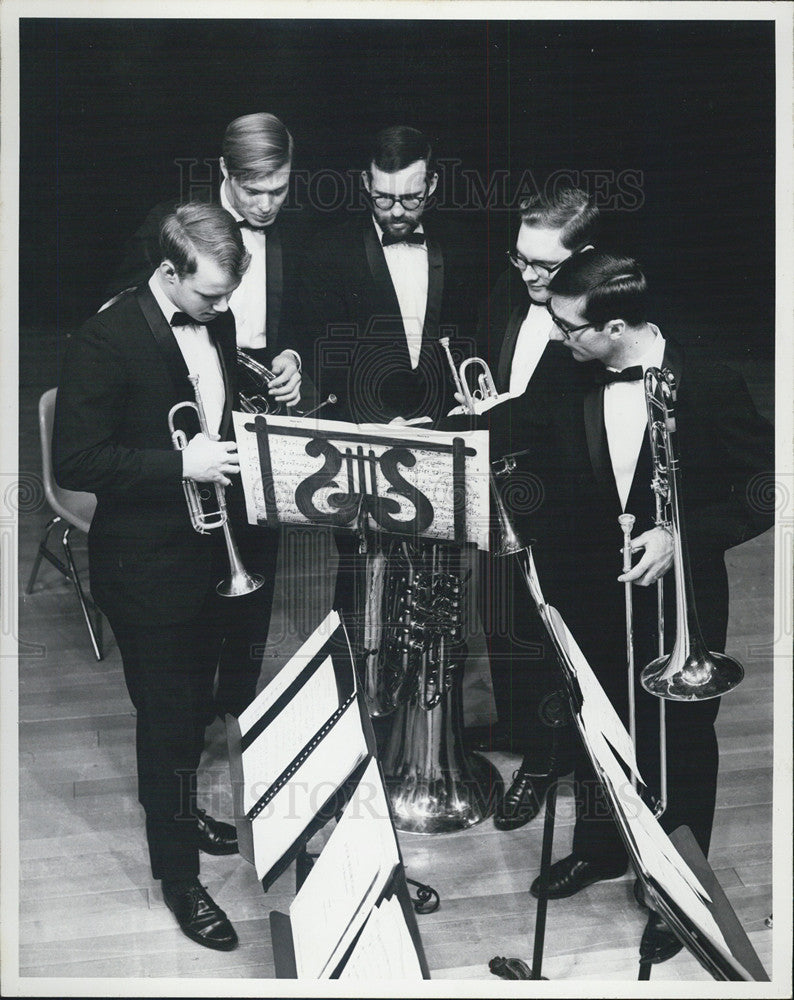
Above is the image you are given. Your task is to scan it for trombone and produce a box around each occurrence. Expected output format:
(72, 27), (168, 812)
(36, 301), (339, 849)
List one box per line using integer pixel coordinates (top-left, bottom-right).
(168, 374), (265, 598)
(439, 337), (499, 415)
(621, 366), (744, 815)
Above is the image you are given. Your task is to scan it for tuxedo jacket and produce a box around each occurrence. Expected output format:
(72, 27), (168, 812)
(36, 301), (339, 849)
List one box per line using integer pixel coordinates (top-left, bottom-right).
(447, 337), (775, 684)
(103, 201), (310, 362)
(53, 284), (256, 625)
(295, 214), (482, 424)
(475, 264), (596, 407)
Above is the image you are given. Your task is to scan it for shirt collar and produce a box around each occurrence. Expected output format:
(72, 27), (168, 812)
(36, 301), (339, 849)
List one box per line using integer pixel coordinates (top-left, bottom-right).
(606, 325), (665, 374)
(148, 271), (201, 328)
(220, 180), (244, 223)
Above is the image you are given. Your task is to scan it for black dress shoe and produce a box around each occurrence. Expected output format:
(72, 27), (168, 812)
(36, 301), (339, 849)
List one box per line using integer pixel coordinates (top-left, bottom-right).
(530, 854), (627, 899)
(495, 771), (554, 831)
(162, 879), (238, 951)
(640, 909), (684, 963)
(195, 808), (238, 856)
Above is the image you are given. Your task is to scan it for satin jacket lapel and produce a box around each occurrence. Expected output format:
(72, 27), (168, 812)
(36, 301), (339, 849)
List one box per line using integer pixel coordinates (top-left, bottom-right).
(496, 303), (529, 392)
(211, 313), (237, 438)
(625, 337), (684, 515)
(363, 221), (403, 322)
(265, 223), (283, 350)
(583, 384), (621, 507)
(661, 337), (684, 387)
(135, 284), (192, 398)
(422, 233), (444, 342)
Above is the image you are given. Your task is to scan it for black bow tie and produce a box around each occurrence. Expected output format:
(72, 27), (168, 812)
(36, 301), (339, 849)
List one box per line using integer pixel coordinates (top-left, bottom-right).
(382, 231), (426, 248)
(170, 311), (198, 328)
(238, 219), (269, 234)
(594, 365), (644, 386)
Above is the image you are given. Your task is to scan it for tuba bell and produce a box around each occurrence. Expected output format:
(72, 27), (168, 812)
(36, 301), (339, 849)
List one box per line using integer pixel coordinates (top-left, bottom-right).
(359, 536), (502, 833)
(639, 367), (744, 701)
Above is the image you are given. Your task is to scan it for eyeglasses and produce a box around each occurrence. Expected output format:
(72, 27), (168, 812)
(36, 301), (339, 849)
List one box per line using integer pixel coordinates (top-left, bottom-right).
(545, 302), (593, 340)
(506, 249), (571, 277)
(369, 187), (428, 211)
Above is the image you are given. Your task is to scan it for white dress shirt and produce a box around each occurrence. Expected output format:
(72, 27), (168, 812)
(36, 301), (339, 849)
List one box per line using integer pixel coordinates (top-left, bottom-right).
(220, 182), (268, 351)
(603, 327), (666, 510)
(374, 218), (428, 369)
(149, 273), (225, 437)
(508, 302), (555, 397)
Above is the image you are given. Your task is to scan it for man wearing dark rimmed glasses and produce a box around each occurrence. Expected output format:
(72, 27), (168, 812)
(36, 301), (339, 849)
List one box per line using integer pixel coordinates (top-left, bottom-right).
(298, 125), (482, 425)
(469, 186), (599, 410)
(465, 186), (600, 836)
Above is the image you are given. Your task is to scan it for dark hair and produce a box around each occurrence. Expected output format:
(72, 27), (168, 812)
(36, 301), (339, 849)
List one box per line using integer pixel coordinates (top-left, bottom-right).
(369, 125), (434, 174)
(547, 249), (647, 327)
(222, 112), (293, 181)
(159, 203), (251, 279)
(519, 185), (600, 250)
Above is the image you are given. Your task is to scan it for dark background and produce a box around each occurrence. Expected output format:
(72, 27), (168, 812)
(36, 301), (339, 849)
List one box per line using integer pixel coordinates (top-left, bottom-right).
(20, 17), (775, 354)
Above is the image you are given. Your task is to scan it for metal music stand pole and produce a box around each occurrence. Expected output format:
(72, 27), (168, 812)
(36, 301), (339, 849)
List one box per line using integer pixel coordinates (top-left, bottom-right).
(530, 690), (569, 980)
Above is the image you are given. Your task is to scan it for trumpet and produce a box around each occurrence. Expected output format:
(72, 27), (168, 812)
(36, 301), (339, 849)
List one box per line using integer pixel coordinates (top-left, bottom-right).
(639, 367), (744, 702)
(168, 374), (265, 598)
(439, 337), (499, 415)
(236, 349), (279, 414)
(236, 347), (337, 417)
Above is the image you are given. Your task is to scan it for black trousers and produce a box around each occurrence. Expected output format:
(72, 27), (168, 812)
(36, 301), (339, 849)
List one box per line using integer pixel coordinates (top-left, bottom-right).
(480, 546), (574, 772)
(564, 579), (722, 868)
(100, 540), (275, 881)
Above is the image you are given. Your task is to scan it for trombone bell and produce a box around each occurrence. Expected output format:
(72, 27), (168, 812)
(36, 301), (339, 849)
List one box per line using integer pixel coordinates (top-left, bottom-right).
(641, 648), (744, 702)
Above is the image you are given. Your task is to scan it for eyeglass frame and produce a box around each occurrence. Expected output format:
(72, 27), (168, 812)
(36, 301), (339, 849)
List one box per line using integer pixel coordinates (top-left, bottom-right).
(545, 301), (594, 340)
(505, 240), (592, 278)
(367, 186), (430, 211)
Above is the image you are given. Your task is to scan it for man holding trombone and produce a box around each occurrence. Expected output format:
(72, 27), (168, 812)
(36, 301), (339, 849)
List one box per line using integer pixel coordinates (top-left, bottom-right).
(448, 249), (774, 957)
(54, 203), (266, 952)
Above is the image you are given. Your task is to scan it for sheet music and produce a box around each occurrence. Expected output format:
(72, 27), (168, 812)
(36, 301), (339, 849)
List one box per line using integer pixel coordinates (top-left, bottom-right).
(250, 696), (368, 881)
(338, 895), (423, 981)
(238, 610), (340, 736)
(545, 605), (642, 781)
(241, 654), (338, 814)
(290, 758), (400, 980)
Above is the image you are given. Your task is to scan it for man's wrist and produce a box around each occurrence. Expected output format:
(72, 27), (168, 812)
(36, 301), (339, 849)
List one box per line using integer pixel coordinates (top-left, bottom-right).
(278, 348), (301, 372)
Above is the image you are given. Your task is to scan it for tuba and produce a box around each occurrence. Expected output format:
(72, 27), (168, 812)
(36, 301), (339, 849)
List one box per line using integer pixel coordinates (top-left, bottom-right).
(168, 374), (264, 598)
(639, 367), (744, 701)
(359, 536), (502, 833)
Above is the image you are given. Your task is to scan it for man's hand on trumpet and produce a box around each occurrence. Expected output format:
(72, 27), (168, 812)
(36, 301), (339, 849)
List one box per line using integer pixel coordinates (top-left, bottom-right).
(182, 433), (240, 487)
(266, 351), (302, 407)
(618, 525), (674, 587)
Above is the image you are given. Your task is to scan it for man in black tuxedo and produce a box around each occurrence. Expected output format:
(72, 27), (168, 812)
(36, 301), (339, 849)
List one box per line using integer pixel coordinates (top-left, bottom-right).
(467, 186), (600, 832)
(54, 203), (268, 952)
(104, 112), (305, 718)
(298, 125), (481, 424)
(471, 250), (773, 958)
(297, 126), (483, 668)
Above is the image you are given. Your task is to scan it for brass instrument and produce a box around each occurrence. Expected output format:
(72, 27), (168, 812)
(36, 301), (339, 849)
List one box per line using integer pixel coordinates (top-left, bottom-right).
(236, 349), (280, 414)
(360, 537), (501, 833)
(168, 374), (265, 598)
(439, 337), (499, 414)
(640, 367), (744, 701)
(236, 347), (337, 417)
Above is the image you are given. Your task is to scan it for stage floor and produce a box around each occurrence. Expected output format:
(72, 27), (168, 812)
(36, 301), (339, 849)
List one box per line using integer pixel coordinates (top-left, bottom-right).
(14, 334), (775, 985)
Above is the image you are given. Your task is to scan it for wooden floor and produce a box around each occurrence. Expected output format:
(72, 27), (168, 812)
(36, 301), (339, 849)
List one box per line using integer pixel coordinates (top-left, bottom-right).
(13, 335), (777, 989)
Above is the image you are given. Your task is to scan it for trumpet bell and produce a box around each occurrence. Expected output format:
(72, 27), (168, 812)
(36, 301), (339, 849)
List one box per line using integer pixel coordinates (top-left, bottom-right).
(640, 648), (744, 702)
